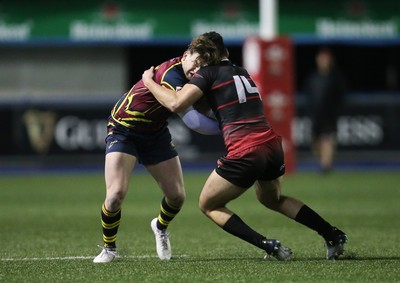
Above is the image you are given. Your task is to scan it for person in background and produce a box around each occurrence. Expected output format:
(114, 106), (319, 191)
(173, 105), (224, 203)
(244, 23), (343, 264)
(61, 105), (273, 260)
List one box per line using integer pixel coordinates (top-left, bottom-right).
(93, 34), (220, 263)
(142, 31), (347, 261)
(305, 47), (347, 173)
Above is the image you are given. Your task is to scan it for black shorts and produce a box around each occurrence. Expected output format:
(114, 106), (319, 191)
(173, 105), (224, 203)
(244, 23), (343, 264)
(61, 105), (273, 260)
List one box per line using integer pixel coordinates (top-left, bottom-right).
(312, 117), (337, 137)
(215, 137), (285, 188)
(105, 125), (177, 165)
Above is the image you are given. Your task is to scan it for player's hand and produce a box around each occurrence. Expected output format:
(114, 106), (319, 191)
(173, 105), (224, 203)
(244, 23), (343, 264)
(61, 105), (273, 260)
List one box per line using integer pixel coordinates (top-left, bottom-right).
(142, 66), (155, 86)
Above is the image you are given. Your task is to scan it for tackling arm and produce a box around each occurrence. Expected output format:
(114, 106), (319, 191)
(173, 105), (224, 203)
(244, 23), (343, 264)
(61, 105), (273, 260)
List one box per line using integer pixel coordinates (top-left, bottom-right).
(142, 66), (203, 113)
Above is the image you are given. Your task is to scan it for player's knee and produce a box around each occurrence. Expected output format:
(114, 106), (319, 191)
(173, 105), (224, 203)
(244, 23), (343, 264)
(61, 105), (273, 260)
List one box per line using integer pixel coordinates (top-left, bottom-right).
(257, 193), (281, 210)
(166, 192), (186, 208)
(198, 196), (216, 217)
(198, 198), (208, 215)
(263, 199), (279, 210)
(105, 197), (122, 211)
(105, 190), (126, 211)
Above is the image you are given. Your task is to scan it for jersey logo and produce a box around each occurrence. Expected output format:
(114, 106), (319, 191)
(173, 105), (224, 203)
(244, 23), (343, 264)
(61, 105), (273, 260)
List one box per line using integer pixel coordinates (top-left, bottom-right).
(108, 140), (118, 149)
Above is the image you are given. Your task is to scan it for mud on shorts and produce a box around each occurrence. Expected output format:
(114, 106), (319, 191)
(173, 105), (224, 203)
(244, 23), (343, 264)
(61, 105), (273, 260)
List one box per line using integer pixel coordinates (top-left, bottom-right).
(215, 136), (286, 188)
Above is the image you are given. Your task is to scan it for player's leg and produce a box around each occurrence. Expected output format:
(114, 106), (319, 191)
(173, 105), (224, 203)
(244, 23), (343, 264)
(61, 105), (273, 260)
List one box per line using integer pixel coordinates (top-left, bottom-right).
(311, 122), (325, 170)
(319, 133), (336, 173)
(199, 170), (291, 260)
(104, 152), (137, 211)
(254, 179), (347, 259)
(93, 151), (136, 263)
(199, 170), (244, 225)
(146, 156), (185, 260)
(254, 177), (304, 219)
(146, 156), (185, 225)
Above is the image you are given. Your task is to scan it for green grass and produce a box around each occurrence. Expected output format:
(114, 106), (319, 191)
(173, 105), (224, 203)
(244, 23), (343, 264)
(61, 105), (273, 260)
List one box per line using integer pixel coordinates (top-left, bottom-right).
(1, 170), (399, 282)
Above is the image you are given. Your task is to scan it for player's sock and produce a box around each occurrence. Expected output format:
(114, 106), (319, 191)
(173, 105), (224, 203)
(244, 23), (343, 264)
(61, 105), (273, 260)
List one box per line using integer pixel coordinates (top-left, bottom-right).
(294, 204), (333, 239)
(100, 203), (121, 248)
(222, 214), (266, 249)
(156, 197), (181, 230)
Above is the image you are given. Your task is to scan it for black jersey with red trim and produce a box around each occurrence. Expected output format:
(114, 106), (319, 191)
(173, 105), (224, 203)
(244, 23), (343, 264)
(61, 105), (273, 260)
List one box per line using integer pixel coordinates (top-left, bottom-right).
(109, 56), (186, 133)
(189, 59), (278, 155)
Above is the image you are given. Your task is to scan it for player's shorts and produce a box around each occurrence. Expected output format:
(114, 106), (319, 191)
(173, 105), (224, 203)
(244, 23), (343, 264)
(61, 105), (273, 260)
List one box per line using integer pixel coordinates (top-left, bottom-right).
(312, 117), (337, 137)
(215, 136), (285, 188)
(105, 124), (177, 166)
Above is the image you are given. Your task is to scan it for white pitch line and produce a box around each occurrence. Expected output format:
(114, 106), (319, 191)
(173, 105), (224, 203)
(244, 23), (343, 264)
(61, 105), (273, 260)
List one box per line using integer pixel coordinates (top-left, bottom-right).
(1, 254), (189, 262)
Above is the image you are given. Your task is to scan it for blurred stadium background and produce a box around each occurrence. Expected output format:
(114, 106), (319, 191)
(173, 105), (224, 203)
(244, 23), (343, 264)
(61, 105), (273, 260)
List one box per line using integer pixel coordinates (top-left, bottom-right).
(1, 0), (399, 173)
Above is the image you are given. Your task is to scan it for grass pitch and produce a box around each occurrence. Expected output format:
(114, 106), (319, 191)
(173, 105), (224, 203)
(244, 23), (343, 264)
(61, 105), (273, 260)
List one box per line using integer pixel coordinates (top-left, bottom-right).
(0, 169), (399, 282)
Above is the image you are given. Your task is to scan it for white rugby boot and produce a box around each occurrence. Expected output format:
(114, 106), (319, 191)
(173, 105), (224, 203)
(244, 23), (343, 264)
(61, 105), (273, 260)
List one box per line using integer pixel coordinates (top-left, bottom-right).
(93, 245), (117, 263)
(151, 218), (172, 260)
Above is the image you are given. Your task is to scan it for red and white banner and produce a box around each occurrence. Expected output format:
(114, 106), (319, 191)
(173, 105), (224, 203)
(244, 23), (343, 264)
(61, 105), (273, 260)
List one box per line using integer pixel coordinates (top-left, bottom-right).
(243, 36), (296, 172)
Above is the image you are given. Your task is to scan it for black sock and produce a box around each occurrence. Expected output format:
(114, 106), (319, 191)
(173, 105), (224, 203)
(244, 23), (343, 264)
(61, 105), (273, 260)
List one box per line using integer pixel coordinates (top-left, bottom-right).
(294, 205), (333, 239)
(222, 214), (266, 249)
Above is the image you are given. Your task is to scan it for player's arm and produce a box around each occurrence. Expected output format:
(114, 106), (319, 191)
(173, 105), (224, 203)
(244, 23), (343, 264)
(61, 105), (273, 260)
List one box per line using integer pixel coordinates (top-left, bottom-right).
(142, 66), (203, 113)
(178, 107), (220, 135)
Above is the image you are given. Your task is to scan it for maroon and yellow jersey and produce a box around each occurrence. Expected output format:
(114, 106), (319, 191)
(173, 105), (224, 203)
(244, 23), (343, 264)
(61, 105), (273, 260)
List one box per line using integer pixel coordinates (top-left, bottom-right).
(109, 56), (187, 133)
(189, 60), (278, 155)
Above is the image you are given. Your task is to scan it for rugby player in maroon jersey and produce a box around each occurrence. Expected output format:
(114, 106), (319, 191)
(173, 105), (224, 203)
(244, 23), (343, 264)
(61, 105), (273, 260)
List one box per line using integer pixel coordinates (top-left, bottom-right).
(94, 34), (221, 263)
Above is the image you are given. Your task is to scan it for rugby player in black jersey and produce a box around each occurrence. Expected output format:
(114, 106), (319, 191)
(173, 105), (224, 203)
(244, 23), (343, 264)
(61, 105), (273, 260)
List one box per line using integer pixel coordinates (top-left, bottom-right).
(142, 31), (347, 261)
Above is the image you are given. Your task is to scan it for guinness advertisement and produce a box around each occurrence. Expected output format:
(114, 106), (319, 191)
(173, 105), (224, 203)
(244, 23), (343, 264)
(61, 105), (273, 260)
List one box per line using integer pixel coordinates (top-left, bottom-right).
(0, 106), (110, 156)
(0, 99), (399, 162)
(0, 104), (225, 162)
